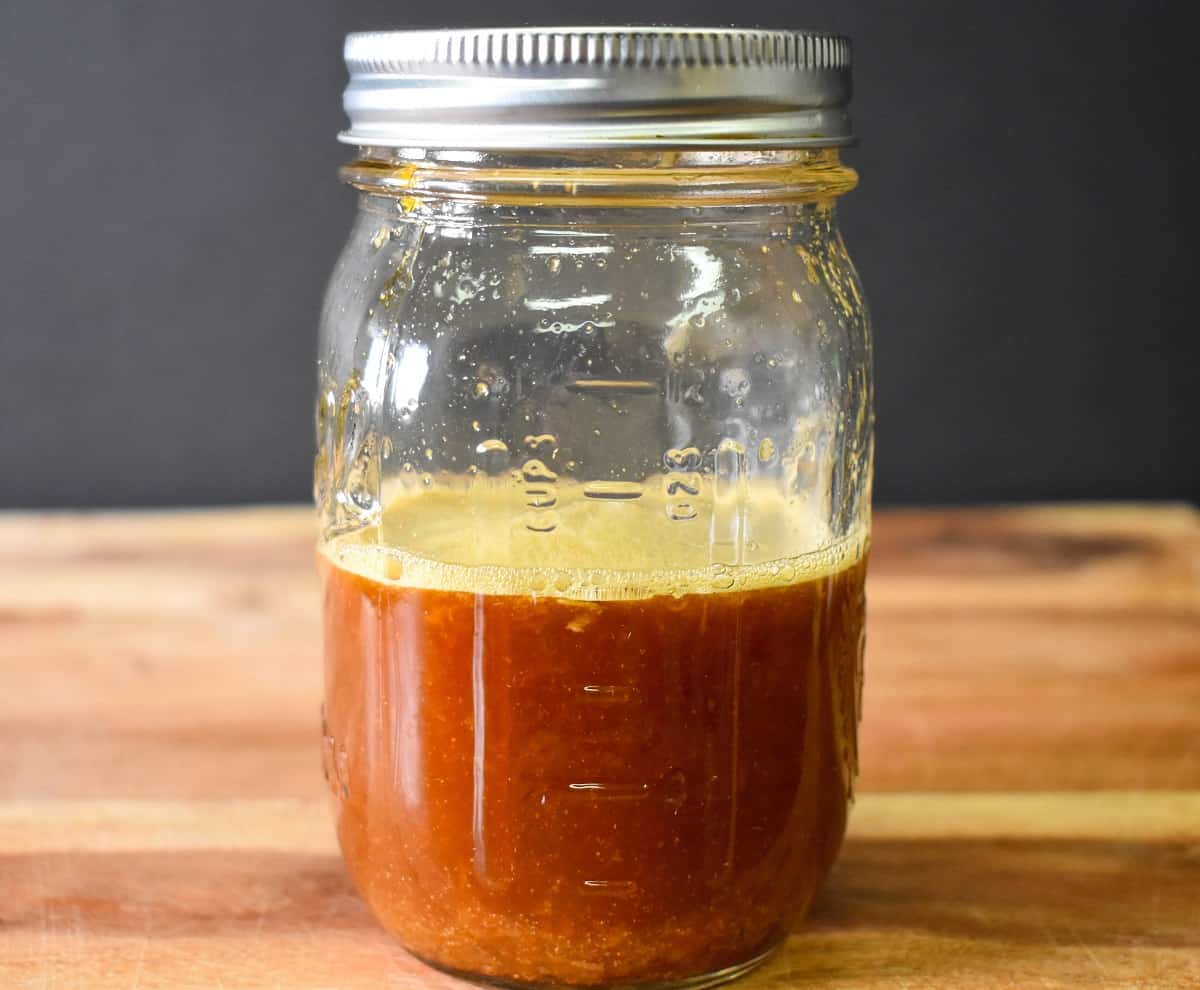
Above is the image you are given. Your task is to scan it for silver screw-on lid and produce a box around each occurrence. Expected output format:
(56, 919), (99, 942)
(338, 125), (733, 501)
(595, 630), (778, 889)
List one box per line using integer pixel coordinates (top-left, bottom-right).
(341, 26), (853, 150)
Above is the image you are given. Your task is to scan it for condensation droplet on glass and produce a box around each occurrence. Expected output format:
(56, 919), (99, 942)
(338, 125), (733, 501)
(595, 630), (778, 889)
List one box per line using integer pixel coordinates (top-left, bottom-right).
(348, 484), (374, 511)
(791, 289), (803, 304)
(421, 473), (433, 487)
(371, 226), (390, 250)
(473, 382), (490, 399)
(758, 438), (777, 463)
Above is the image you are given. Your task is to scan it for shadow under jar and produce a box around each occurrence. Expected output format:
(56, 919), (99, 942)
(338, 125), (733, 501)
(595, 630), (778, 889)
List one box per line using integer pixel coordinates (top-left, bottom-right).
(317, 26), (873, 990)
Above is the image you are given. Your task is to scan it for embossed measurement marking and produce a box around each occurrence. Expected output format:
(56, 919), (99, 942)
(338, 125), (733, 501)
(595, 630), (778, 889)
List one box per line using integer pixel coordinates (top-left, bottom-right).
(582, 481), (644, 501)
(581, 684), (639, 702)
(566, 379), (660, 394)
(524, 487), (557, 508)
(581, 879), (639, 897)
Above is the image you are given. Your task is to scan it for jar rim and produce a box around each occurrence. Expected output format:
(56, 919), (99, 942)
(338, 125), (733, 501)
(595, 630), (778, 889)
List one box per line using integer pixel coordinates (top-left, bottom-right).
(339, 147), (859, 208)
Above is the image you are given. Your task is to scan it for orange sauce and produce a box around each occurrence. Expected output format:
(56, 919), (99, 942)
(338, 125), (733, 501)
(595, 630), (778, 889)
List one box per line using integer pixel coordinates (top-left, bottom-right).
(321, 494), (866, 986)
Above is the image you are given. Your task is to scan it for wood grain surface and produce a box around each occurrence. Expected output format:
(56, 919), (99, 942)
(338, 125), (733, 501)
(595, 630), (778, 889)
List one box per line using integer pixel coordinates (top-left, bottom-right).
(1, 504), (1198, 988)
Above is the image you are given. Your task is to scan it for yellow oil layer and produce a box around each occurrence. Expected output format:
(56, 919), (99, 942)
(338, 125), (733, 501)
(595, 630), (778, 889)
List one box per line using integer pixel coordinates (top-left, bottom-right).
(325, 480), (867, 601)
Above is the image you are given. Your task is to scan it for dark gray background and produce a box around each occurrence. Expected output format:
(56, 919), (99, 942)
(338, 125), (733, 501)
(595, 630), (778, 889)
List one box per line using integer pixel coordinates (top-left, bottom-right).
(1, 1), (1193, 508)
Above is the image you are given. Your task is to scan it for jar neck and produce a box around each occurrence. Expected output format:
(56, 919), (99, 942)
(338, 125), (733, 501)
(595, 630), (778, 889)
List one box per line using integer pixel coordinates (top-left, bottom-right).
(340, 147), (857, 209)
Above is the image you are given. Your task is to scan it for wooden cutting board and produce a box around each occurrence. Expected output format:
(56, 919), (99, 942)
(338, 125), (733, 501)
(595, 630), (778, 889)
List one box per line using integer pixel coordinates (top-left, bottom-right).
(1, 504), (1198, 988)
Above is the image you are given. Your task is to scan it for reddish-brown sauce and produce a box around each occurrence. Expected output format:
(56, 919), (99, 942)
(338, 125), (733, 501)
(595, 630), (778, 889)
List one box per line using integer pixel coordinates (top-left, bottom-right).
(321, 550), (865, 986)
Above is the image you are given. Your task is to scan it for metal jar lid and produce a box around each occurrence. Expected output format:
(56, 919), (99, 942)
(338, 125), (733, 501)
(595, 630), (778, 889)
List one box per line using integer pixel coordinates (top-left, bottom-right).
(340, 26), (853, 150)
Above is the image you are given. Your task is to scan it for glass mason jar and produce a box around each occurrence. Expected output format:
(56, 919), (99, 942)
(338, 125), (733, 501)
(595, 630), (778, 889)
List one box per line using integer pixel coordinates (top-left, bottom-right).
(317, 27), (872, 990)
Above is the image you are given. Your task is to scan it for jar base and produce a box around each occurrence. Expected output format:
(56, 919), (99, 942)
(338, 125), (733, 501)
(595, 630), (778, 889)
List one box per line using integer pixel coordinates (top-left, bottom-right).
(409, 941), (782, 990)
